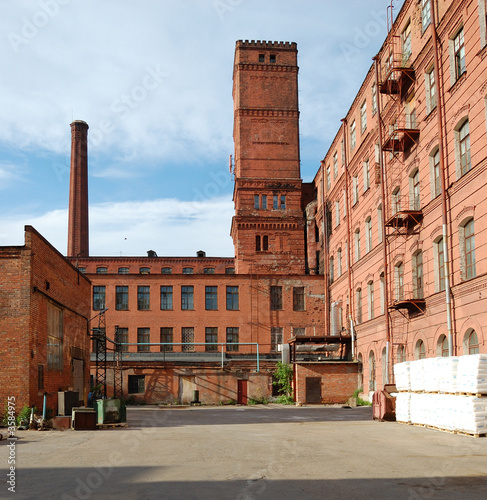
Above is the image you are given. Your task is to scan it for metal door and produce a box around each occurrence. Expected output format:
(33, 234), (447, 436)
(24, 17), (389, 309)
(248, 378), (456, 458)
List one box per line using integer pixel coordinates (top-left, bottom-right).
(237, 379), (248, 405)
(305, 377), (321, 404)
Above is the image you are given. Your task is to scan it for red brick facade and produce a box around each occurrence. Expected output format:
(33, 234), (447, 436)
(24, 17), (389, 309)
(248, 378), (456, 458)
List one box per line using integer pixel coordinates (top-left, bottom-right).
(0, 226), (91, 412)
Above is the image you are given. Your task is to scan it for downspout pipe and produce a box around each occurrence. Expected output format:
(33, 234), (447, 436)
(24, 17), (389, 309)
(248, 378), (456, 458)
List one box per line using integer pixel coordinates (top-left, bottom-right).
(431, 0), (454, 356)
(341, 118), (355, 359)
(373, 56), (391, 385)
(321, 162), (330, 338)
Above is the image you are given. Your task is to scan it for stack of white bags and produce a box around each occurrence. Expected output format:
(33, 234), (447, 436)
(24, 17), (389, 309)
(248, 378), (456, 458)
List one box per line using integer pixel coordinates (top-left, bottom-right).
(393, 354), (487, 435)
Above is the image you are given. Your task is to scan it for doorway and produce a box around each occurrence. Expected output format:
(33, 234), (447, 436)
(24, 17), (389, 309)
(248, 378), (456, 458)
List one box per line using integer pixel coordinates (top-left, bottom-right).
(237, 379), (248, 405)
(305, 377), (321, 404)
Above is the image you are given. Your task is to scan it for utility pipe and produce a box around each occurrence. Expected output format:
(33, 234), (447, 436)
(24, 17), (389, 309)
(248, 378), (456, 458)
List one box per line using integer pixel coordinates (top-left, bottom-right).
(431, 0), (455, 356)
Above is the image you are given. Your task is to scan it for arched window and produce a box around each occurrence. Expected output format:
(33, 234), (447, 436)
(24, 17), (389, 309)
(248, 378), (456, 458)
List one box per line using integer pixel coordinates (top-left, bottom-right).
(367, 280), (375, 320)
(365, 217), (372, 253)
(380, 272), (385, 315)
(354, 228), (361, 262)
(395, 261), (404, 301)
(392, 187), (401, 214)
(415, 339), (426, 360)
(437, 334), (449, 357)
(397, 345), (406, 363)
(358, 353), (364, 388)
(463, 329), (479, 355)
(369, 351), (376, 391)
(459, 218), (476, 281)
(412, 251), (424, 299)
(410, 168), (420, 210)
(381, 347), (388, 385)
(429, 147), (441, 199)
(337, 248), (342, 277)
(356, 288), (363, 324)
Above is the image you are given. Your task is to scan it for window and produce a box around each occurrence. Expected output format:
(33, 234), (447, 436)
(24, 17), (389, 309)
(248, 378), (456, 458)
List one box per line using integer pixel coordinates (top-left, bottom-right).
(96, 267), (107, 274)
(372, 83), (377, 115)
(453, 28), (466, 80)
(181, 286), (194, 310)
(352, 176), (359, 205)
(369, 351), (376, 391)
(280, 195), (286, 209)
(415, 340), (426, 360)
(380, 272), (385, 315)
(93, 286), (106, 311)
(436, 237), (445, 292)
(402, 22), (412, 62)
(413, 251), (424, 299)
(160, 286), (173, 310)
(137, 328), (150, 352)
(395, 345), (405, 364)
(128, 375), (145, 394)
(254, 194), (260, 209)
(431, 149), (441, 198)
(326, 165), (331, 190)
(182, 267), (193, 274)
(465, 329), (480, 354)
(182, 327), (195, 352)
(459, 120), (471, 176)
(363, 160), (370, 192)
(270, 54), (276, 63)
(354, 229), (361, 262)
(335, 200), (340, 227)
(225, 267), (235, 275)
(462, 219), (476, 280)
(333, 151), (338, 179)
(395, 262), (404, 301)
(116, 286), (128, 310)
(329, 256), (334, 284)
(273, 194), (279, 209)
(410, 169), (420, 210)
(205, 286), (218, 310)
(293, 287), (305, 311)
(426, 67), (436, 112)
(365, 217), (372, 253)
(293, 327), (306, 337)
(116, 327), (128, 352)
(47, 302), (63, 370)
(204, 268), (215, 274)
(350, 120), (356, 150)
(367, 281), (375, 320)
(137, 286), (150, 310)
(392, 187), (401, 214)
(139, 267), (150, 274)
(205, 327), (218, 352)
(226, 286), (239, 310)
(377, 204), (383, 243)
(78, 267), (86, 274)
(479, 0), (487, 47)
(160, 327), (173, 352)
(337, 248), (342, 277)
(226, 327), (239, 352)
(118, 267), (129, 274)
(437, 335), (449, 357)
(360, 101), (367, 133)
(256, 235), (261, 252)
(356, 288), (362, 324)
(261, 194), (267, 210)
(381, 347), (388, 385)
(259, 53), (265, 62)
(422, 0), (431, 31)
(270, 286), (283, 310)
(271, 327), (283, 352)
(161, 267), (172, 274)
(256, 235), (268, 252)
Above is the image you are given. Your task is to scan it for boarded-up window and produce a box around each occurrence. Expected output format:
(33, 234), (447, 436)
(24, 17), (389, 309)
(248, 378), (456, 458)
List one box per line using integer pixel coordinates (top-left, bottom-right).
(47, 302), (63, 370)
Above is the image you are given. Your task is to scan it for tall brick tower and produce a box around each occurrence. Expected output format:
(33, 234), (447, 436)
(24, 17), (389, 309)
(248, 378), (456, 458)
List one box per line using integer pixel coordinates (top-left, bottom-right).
(231, 40), (305, 274)
(67, 120), (89, 257)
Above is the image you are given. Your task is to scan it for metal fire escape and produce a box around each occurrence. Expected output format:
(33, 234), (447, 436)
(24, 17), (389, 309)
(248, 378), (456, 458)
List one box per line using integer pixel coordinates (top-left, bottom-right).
(378, 30), (424, 354)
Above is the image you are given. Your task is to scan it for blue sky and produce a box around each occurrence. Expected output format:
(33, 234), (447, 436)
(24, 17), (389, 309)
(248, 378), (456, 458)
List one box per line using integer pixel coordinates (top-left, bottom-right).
(0, 0), (403, 257)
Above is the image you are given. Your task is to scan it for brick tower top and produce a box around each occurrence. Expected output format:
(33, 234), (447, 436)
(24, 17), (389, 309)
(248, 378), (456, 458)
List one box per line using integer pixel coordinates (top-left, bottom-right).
(67, 120), (89, 258)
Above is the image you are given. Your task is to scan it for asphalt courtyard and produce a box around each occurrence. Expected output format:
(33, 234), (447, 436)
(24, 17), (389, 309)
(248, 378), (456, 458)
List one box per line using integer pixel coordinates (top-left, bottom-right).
(2, 405), (487, 500)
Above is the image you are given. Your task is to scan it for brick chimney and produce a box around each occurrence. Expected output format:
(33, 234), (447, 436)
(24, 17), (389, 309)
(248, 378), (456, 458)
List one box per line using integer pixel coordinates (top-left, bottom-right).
(67, 120), (89, 257)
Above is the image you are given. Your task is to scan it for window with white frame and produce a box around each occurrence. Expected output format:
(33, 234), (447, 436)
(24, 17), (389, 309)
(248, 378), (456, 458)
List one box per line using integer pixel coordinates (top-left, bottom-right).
(329, 256), (334, 284)
(333, 151), (338, 179)
(395, 262), (404, 301)
(402, 22), (412, 63)
(335, 200), (340, 227)
(350, 120), (356, 150)
(369, 350), (376, 391)
(422, 0), (431, 32)
(363, 159), (370, 192)
(367, 280), (375, 320)
(452, 28), (466, 81)
(365, 217), (372, 253)
(372, 83), (377, 115)
(352, 175), (359, 205)
(356, 288), (362, 324)
(360, 101), (367, 133)
(479, 0), (487, 47)
(410, 168), (420, 210)
(458, 120), (471, 176)
(354, 228), (361, 262)
(413, 250), (424, 299)
(426, 66), (436, 113)
(415, 339), (426, 360)
(337, 247), (342, 277)
(464, 329), (480, 354)
(392, 187), (401, 214)
(326, 165), (331, 190)
(435, 237), (446, 292)
(377, 204), (383, 243)
(430, 148), (441, 198)
(380, 272), (385, 315)
(459, 218), (476, 280)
